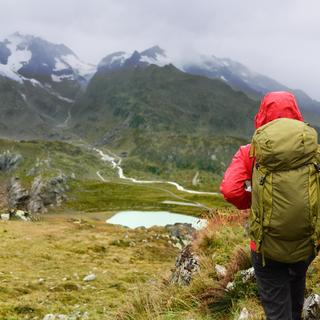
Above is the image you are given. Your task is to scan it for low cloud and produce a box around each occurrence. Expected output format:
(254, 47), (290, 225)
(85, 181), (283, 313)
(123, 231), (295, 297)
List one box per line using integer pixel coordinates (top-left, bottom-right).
(1, 0), (320, 99)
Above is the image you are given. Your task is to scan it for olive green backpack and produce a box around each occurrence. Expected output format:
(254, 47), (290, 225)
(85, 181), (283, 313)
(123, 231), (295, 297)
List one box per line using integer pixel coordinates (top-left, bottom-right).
(250, 118), (320, 264)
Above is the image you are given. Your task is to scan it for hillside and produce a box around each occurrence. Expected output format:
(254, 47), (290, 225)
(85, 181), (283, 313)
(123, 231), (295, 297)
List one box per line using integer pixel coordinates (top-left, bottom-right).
(70, 65), (257, 183)
(73, 64), (257, 138)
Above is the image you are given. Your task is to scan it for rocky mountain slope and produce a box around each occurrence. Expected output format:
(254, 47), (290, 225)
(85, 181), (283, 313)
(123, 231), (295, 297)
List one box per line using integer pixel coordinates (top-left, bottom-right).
(99, 45), (320, 124)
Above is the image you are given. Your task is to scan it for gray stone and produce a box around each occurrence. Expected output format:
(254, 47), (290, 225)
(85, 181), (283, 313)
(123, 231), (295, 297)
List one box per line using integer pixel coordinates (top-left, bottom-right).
(83, 273), (96, 282)
(1, 213), (10, 220)
(302, 294), (320, 319)
(165, 223), (195, 247)
(14, 209), (29, 221)
(0, 151), (22, 171)
(7, 177), (29, 210)
(28, 174), (68, 214)
(240, 267), (255, 283)
(215, 264), (227, 278)
(238, 307), (250, 320)
(226, 281), (235, 291)
(169, 245), (200, 285)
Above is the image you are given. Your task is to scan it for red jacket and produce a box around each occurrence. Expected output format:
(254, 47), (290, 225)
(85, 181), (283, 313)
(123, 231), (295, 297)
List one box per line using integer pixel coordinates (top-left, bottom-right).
(220, 91), (304, 210)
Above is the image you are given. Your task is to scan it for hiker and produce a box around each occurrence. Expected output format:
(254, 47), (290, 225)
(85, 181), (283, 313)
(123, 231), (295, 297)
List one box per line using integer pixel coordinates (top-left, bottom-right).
(220, 91), (319, 320)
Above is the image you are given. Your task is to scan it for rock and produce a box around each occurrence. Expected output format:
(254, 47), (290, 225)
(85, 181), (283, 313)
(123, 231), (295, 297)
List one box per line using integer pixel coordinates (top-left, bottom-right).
(240, 267), (255, 283)
(43, 315), (56, 320)
(302, 293), (320, 319)
(169, 245), (200, 285)
(0, 151), (22, 171)
(172, 242), (183, 250)
(7, 177), (29, 210)
(225, 267), (255, 293)
(28, 175), (68, 214)
(238, 307), (250, 320)
(215, 264), (227, 278)
(28, 176), (46, 213)
(226, 281), (235, 291)
(14, 209), (30, 221)
(83, 274), (96, 282)
(0, 213), (10, 220)
(165, 223), (195, 247)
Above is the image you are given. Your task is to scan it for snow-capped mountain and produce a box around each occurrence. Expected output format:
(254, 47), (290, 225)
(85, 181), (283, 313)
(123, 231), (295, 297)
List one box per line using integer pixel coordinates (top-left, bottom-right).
(182, 54), (320, 118)
(182, 54), (289, 97)
(97, 45), (320, 122)
(0, 32), (96, 86)
(0, 33), (98, 139)
(98, 45), (170, 71)
(98, 46), (287, 97)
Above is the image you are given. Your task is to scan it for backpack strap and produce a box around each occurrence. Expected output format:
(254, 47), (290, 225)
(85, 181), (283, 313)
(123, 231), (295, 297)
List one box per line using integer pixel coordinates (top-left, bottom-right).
(254, 163), (271, 266)
(311, 162), (320, 256)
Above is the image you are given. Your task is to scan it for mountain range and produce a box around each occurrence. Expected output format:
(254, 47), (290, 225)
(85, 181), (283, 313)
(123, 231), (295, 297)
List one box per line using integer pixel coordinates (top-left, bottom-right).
(0, 32), (319, 180)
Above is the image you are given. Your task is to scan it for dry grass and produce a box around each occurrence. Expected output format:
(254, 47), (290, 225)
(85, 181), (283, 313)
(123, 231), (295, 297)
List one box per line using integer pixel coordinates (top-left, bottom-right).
(0, 206), (272, 319)
(199, 247), (252, 306)
(116, 209), (259, 320)
(0, 214), (178, 320)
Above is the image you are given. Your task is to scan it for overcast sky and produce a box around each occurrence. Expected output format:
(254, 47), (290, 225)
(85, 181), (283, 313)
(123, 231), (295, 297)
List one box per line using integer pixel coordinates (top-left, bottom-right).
(1, 0), (320, 99)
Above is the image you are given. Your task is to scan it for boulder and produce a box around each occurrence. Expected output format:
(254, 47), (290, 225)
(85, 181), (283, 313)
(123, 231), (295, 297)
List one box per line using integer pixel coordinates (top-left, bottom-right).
(302, 294), (320, 319)
(0, 213), (10, 220)
(165, 223), (195, 245)
(239, 267), (255, 283)
(28, 175), (68, 214)
(169, 245), (200, 285)
(0, 151), (22, 171)
(7, 177), (29, 210)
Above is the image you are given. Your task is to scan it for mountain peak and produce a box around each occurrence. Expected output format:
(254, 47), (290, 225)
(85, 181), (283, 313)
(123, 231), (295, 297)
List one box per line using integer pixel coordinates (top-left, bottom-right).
(141, 45), (166, 59)
(0, 32), (96, 85)
(98, 46), (169, 72)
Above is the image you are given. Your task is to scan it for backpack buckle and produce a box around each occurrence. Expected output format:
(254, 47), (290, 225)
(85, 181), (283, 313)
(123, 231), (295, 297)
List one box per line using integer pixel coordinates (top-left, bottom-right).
(259, 176), (266, 185)
(314, 163), (320, 172)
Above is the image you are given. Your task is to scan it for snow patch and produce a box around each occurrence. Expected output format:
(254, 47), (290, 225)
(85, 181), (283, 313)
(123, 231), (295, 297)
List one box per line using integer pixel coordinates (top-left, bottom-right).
(140, 52), (171, 67)
(50, 91), (74, 103)
(51, 74), (74, 82)
(5, 34), (32, 72)
(60, 54), (96, 78)
(24, 78), (43, 87)
(53, 58), (68, 71)
(20, 93), (27, 102)
(111, 52), (131, 65)
(0, 64), (23, 83)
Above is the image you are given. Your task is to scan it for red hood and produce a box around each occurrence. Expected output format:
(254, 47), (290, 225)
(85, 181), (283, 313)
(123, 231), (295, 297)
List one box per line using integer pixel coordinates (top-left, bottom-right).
(254, 91), (304, 129)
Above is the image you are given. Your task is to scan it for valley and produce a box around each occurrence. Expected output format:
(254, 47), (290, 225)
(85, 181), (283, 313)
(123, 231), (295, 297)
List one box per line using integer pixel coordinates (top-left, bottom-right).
(1, 31), (320, 320)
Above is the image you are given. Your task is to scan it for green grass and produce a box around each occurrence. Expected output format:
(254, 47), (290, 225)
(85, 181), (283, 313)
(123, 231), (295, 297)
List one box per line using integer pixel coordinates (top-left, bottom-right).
(0, 138), (116, 186)
(65, 179), (226, 216)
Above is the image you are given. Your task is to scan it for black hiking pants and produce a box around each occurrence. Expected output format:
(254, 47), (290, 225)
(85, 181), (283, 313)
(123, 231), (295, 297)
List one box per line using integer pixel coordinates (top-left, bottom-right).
(251, 251), (315, 320)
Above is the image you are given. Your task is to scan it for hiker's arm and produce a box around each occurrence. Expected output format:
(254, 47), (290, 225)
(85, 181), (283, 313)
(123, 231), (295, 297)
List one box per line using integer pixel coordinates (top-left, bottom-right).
(220, 144), (254, 210)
